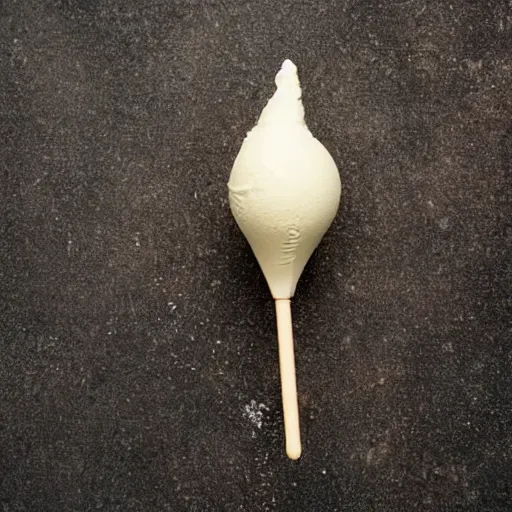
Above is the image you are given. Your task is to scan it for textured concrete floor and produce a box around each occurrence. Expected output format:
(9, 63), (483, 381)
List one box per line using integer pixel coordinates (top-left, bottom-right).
(1, 1), (511, 510)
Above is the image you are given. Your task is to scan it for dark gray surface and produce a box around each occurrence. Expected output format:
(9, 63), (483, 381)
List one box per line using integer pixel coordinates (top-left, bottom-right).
(1, 0), (511, 510)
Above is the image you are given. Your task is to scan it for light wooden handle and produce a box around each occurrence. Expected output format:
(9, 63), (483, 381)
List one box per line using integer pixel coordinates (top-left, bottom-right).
(275, 299), (302, 460)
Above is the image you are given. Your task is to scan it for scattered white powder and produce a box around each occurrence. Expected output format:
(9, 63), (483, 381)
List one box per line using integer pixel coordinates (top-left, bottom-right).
(244, 400), (269, 429)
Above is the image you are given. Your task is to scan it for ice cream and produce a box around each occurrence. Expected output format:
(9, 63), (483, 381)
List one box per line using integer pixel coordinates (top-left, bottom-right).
(228, 59), (341, 299)
(228, 60), (342, 459)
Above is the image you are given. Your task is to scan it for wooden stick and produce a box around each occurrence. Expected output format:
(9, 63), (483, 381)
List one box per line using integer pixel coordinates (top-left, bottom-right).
(275, 298), (302, 460)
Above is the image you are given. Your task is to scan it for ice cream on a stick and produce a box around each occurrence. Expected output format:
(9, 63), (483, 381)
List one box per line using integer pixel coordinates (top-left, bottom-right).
(228, 59), (341, 460)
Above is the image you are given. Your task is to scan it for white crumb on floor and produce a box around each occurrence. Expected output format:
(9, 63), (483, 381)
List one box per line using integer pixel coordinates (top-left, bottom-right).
(244, 400), (269, 430)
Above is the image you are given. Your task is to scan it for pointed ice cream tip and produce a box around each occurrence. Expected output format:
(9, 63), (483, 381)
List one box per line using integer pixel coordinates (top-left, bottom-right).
(281, 58), (296, 71)
(276, 59), (301, 99)
(275, 59), (301, 99)
(255, 59), (305, 127)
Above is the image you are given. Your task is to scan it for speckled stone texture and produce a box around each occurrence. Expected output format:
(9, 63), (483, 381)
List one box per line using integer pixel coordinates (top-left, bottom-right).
(1, 1), (511, 510)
